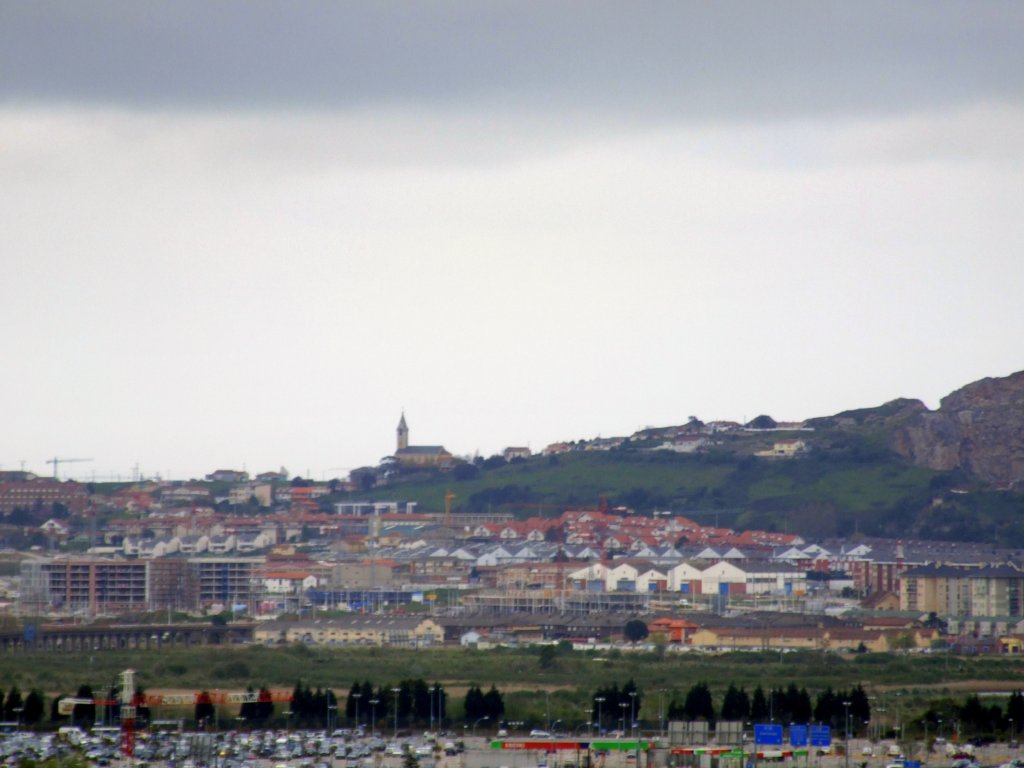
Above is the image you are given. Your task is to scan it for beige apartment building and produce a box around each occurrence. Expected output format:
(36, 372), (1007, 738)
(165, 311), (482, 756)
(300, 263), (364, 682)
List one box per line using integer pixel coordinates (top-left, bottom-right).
(254, 615), (443, 647)
(900, 564), (1024, 616)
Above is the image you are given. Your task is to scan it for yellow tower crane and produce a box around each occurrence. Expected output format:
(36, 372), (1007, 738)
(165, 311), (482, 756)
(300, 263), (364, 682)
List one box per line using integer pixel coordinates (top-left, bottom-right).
(444, 489), (456, 530)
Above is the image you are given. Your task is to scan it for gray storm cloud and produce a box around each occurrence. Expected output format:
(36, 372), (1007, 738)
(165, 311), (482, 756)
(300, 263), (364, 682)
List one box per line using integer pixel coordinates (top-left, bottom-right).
(2, 1), (1022, 119)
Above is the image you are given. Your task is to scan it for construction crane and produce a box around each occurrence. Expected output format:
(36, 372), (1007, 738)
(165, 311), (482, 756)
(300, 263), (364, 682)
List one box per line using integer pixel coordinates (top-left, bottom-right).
(45, 456), (92, 479)
(444, 489), (456, 529)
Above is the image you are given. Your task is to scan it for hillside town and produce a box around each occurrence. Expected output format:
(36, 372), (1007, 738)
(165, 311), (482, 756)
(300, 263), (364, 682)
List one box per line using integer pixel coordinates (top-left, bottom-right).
(2, 413), (1023, 656)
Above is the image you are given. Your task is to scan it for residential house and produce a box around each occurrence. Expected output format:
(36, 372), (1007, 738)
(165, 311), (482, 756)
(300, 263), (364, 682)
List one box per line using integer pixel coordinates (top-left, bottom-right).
(205, 469), (249, 482)
(263, 571), (319, 594)
(755, 439), (808, 458)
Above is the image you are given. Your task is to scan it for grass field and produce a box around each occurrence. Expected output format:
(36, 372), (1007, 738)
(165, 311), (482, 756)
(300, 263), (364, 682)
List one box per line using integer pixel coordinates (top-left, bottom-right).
(354, 450), (938, 516)
(4, 644), (1022, 727)
(338, 441), (1024, 545)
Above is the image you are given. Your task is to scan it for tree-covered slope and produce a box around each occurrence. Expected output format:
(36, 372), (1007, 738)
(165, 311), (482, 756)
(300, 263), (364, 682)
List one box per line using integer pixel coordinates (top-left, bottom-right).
(338, 431), (1024, 544)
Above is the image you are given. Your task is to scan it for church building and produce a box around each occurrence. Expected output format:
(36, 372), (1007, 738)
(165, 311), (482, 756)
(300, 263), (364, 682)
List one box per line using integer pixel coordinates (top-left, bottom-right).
(393, 413), (454, 469)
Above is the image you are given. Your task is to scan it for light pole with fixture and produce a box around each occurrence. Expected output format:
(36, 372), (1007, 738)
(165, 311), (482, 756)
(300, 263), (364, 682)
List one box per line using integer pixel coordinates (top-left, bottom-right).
(370, 698), (379, 737)
(843, 701), (852, 768)
(595, 697), (606, 736)
(629, 691), (637, 738)
(658, 689), (667, 739)
(473, 715), (490, 736)
(392, 687), (401, 739)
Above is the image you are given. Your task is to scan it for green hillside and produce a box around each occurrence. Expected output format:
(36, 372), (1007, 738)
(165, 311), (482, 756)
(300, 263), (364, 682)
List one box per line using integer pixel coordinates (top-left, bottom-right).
(340, 428), (1024, 545)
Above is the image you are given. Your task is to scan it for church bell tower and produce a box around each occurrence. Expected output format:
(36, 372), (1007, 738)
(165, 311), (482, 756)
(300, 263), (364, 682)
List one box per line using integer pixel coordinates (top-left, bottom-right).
(397, 412), (409, 452)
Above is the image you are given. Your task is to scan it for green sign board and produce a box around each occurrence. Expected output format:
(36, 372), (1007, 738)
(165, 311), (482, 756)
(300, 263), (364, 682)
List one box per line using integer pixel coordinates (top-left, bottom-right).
(591, 741), (654, 751)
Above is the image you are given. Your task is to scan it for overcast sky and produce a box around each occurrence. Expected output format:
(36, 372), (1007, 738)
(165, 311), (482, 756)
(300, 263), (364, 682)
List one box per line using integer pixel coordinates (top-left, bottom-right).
(2, 2), (1023, 482)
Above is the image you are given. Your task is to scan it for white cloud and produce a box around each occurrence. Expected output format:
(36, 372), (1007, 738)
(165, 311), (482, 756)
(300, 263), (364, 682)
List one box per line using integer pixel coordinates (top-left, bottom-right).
(1, 104), (1023, 478)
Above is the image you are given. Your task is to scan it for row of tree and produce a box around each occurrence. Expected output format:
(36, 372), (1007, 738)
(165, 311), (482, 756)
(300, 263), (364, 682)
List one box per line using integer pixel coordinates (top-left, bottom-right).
(0, 686), (45, 725)
(666, 683), (871, 732)
(22, 679), (1024, 740)
(919, 690), (1024, 738)
(463, 685), (505, 724)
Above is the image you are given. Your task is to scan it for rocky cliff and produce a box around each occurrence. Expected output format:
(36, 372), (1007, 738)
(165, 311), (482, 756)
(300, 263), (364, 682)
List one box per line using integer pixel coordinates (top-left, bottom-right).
(890, 369), (1024, 488)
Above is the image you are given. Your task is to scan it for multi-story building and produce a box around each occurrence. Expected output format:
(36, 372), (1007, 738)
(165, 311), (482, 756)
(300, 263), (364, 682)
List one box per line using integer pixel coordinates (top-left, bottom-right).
(899, 563), (1024, 617)
(330, 560), (400, 589)
(19, 557), (148, 614)
(147, 558), (194, 611)
(0, 479), (89, 514)
(187, 556), (264, 609)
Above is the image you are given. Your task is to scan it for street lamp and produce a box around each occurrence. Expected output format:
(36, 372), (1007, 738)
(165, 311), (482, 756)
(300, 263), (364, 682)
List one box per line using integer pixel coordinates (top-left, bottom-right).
(843, 701), (852, 768)
(369, 698), (379, 737)
(629, 692), (637, 737)
(352, 692), (361, 730)
(546, 691), (551, 733)
(392, 688), (401, 739)
(1011, 717), (1015, 748)
(620, 703), (629, 734)
(595, 697), (606, 736)
(473, 715), (490, 736)
(658, 689), (667, 739)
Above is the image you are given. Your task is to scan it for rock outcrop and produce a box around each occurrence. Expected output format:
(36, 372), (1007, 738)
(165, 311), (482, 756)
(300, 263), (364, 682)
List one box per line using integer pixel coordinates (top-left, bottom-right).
(890, 370), (1024, 488)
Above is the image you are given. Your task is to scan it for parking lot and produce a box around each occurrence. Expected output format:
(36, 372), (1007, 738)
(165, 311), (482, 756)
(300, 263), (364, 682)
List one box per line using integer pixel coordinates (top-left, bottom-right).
(0, 726), (470, 768)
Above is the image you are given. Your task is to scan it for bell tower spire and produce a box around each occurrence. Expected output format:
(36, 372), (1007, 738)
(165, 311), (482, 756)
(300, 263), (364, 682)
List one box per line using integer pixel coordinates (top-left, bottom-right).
(397, 412), (409, 452)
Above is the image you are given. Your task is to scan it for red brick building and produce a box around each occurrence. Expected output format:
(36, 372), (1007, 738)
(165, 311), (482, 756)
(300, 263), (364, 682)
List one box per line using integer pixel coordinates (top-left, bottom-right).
(0, 479), (89, 514)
